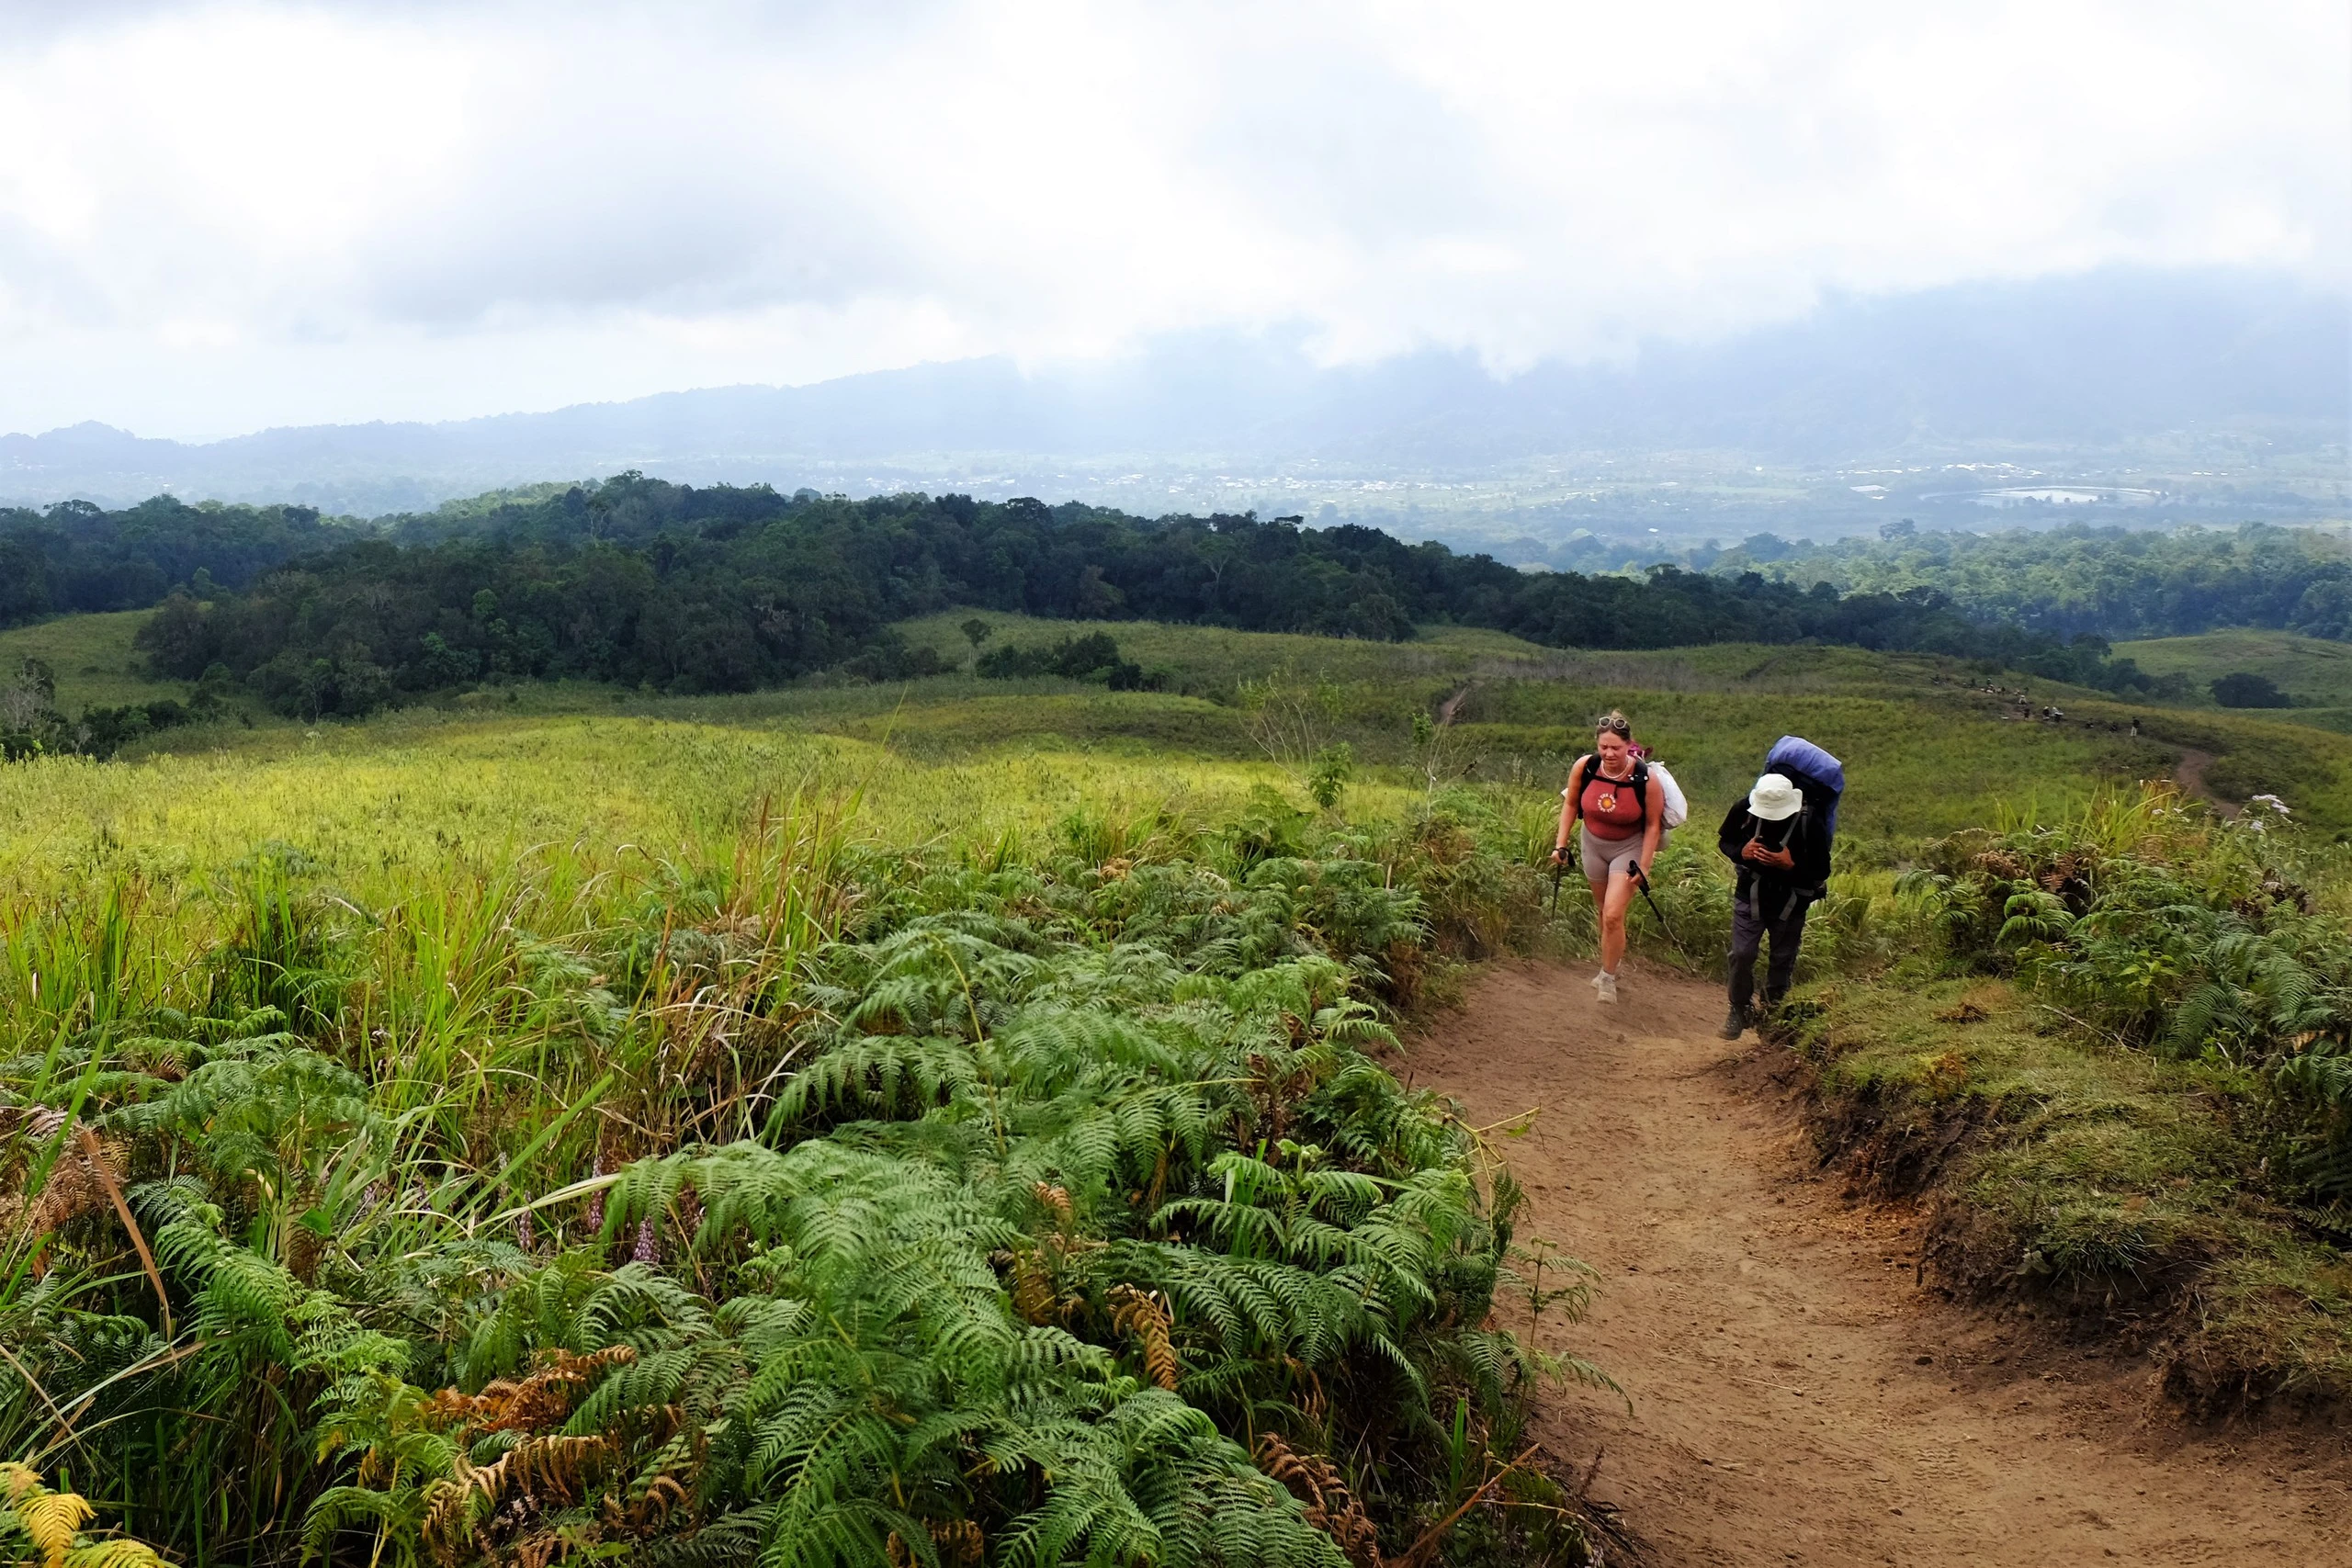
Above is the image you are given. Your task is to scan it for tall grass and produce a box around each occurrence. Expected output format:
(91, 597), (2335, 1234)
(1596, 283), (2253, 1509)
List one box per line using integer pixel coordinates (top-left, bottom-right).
(0, 760), (1612, 1566)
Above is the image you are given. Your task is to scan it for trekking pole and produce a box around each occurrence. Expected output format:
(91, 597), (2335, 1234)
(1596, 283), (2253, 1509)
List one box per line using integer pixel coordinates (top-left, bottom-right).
(1628, 863), (1695, 960)
(1547, 850), (1566, 915)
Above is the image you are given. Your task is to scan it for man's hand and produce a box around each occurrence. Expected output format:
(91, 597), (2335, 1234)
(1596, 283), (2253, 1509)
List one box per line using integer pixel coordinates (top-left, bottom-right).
(1742, 840), (1796, 871)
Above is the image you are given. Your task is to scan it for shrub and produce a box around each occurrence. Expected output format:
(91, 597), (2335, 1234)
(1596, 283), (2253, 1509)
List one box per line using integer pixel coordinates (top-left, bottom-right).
(976, 632), (1157, 690)
(2212, 671), (2290, 708)
(1893, 787), (2352, 1204)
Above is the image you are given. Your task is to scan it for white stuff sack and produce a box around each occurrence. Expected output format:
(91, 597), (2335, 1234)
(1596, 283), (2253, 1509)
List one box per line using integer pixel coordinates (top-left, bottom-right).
(1648, 762), (1690, 833)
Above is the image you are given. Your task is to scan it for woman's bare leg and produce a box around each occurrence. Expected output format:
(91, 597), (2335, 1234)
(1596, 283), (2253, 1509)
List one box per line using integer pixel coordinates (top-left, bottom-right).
(1597, 871), (1637, 973)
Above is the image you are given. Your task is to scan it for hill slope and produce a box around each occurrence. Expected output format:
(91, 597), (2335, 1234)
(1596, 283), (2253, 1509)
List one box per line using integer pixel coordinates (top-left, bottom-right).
(2115, 631), (2352, 732)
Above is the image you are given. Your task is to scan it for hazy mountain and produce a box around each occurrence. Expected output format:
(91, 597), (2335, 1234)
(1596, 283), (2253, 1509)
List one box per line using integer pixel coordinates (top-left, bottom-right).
(3, 267), (2343, 527)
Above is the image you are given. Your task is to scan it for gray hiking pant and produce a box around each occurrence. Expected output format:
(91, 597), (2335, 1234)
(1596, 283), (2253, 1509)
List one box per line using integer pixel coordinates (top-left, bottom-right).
(1728, 888), (1810, 1014)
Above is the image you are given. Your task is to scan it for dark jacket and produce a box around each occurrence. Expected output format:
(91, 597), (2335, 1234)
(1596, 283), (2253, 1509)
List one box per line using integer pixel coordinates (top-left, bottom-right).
(1717, 797), (1833, 901)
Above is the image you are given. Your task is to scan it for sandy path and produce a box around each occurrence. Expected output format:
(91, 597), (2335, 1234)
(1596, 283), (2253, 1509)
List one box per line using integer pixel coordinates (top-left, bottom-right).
(1400, 960), (2348, 1568)
(2172, 748), (2241, 818)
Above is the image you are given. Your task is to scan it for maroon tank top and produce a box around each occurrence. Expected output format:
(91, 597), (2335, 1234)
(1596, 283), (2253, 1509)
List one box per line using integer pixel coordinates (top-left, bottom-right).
(1578, 762), (1647, 840)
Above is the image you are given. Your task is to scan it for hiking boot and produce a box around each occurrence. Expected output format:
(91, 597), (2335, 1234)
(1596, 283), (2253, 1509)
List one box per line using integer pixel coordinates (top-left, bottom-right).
(1719, 1007), (1747, 1040)
(1593, 971), (1618, 1005)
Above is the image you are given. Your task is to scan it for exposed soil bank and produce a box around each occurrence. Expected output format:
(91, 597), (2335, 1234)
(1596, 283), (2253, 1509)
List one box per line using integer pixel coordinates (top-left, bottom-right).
(1401, 961), (2348, 1567)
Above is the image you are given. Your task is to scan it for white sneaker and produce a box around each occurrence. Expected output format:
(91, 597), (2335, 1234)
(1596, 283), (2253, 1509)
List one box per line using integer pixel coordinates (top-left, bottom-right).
(1593, 971), (1618, 1004)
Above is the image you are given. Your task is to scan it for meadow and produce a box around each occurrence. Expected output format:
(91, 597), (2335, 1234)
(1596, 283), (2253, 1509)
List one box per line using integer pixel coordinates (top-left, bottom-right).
(1, 605), (2349, 1567)
(2114, 630), (2352, 733)
(0, 611), (183, 710)
(17, 606), (2352, 852)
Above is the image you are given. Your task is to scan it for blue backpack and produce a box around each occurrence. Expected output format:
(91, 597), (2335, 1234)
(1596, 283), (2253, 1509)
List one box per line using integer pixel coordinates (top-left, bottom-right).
(1766, 736), (1844, 837)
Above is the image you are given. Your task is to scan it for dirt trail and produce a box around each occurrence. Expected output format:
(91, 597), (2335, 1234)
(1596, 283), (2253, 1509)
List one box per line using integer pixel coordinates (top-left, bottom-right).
(2172, 749), (2241, 818)
(1402, 962), (2348, 1567)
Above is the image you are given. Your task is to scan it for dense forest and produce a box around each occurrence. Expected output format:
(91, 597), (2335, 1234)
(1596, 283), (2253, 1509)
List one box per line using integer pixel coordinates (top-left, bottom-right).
(0, 494), (340, 624)
(1723, 519), (2352, 639)
(9, 478), (2343, 720)
(117, 474), (2181, 716)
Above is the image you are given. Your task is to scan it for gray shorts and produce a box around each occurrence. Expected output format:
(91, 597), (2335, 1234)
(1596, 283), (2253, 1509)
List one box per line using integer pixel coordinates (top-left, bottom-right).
(1581, 826), (1643, 884)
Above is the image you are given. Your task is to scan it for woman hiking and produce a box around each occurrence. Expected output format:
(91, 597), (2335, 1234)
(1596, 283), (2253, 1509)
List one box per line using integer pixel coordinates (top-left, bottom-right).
(1551, 710), (1664, 1004)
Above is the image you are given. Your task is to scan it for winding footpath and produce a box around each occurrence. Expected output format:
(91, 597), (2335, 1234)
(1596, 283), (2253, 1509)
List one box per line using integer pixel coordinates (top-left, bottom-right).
(1403, 961), (2348, 1567)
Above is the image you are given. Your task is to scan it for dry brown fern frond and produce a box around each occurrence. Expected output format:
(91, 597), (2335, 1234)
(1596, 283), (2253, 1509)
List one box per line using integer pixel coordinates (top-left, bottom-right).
(422, 1346), (638, 1436)
(1009, 1247), (1058, 1326)
(885, 1520), (987, 1568)
(1107, 1284), (1181, 1392)
(633, 1473), (690, 1524)
(600, 1468), (695, 1537)
(423, 1435), (613, 1565)
(1973, 849), (2030, 881)
(0, 1112), (118, 1238)
(1033, 1180), (1073, 1232)
(509, 1529), (568, 1568)
(1253, 1433), (1383, 1568)
(930, 1518), (985, 1566)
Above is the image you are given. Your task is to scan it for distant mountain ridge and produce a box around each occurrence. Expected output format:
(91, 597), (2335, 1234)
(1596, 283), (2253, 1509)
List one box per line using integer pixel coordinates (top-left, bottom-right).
(2, 267), (2343, 518)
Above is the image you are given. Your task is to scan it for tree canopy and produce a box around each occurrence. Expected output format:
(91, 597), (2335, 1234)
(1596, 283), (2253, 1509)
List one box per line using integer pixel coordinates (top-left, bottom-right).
(1719, 519), (2352, 641)
(125, 473), (2199, 716)
(0, 495), (341, 626)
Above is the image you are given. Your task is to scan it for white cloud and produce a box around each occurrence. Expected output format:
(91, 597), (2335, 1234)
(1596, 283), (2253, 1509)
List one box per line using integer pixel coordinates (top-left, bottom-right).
(0, 0), (2342, 437)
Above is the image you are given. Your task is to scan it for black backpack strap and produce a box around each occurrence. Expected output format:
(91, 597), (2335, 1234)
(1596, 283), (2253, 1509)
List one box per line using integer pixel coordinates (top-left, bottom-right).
(1572, 756), (1653, 817)
(1573, 756), (1648, 810)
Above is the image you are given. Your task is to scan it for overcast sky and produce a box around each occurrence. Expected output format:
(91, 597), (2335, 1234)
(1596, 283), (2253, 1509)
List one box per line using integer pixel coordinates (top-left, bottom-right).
(1, 0), (2345, 441)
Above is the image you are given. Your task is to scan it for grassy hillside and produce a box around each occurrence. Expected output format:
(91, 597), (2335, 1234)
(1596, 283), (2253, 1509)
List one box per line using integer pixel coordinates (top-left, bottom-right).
(0, 711), (1374, 892)
(0, 610), (187, 709)
(897, 610), (1552, 689)
(2116, 630), (2352, 725)
(909, 613), (2352, 838)
(25, 607), (2350, 841)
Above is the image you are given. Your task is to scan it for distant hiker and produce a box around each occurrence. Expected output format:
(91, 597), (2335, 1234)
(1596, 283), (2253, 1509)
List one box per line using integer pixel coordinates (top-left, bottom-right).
(1718, 737), (1842, 1039)
(1552, 710), (1665, 1005)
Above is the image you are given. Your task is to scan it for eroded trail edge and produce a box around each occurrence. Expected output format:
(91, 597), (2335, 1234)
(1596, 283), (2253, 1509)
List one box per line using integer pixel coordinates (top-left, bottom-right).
(1400, 961), (2347, 1568)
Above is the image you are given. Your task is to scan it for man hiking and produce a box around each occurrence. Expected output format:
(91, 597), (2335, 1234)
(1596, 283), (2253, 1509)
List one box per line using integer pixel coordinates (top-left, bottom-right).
(1552, 710), (1664, 1005)
(1716, 768), (1833, 1039)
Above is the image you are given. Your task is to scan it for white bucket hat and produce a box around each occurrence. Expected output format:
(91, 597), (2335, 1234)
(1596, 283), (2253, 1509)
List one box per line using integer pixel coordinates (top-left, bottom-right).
(1748, 773), (1804, 821)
